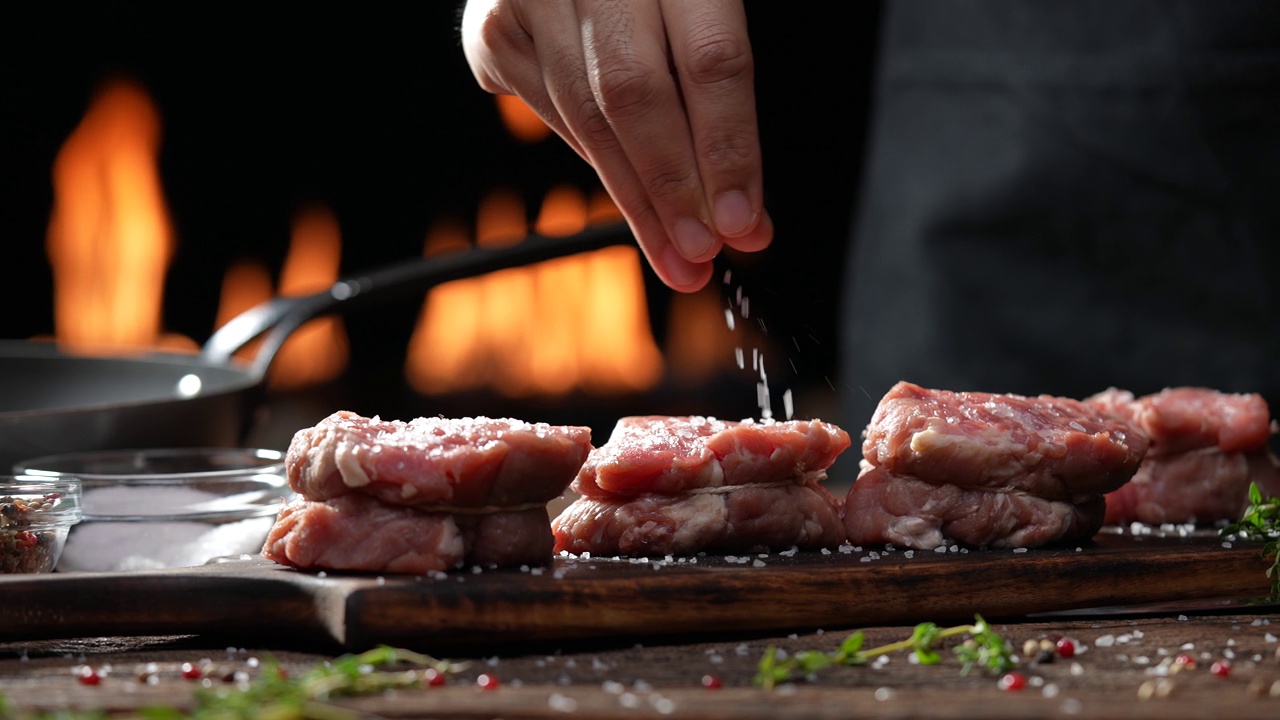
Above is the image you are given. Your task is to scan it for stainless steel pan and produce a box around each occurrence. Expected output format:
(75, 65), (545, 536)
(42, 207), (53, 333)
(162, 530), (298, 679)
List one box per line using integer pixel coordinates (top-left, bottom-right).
(0, 224), (633, 468)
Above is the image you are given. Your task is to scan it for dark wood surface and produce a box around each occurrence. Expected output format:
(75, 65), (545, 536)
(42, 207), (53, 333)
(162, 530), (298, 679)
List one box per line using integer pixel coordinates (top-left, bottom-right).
(1, 610), (1279, 718)
(0, 532), (1272, 651)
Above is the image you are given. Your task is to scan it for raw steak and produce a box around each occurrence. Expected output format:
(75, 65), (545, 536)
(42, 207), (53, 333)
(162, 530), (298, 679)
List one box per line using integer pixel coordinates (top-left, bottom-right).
(1087, 387), (1279, 525)
(843, 466), (1106, 550)
(1086, 387), (1272, 456)
(863, 382), (1148, 502)
(263, 494), (554, 573)
(286, 411), (592, 507)
(573, 416), (851, 498)
(552, 481), (846, 556)
(1103, 449), (1280, 526)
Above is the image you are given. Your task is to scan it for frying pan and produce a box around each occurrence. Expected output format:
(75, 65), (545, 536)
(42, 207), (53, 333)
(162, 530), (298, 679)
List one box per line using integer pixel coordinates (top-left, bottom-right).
(0, 224), (635, 469)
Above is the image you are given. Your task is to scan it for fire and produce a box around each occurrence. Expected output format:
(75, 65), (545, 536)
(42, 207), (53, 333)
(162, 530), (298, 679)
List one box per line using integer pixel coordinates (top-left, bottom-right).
(45, 80), (193, 353)
(405, 186), (663, 397)
(495, 94), (552, 143)
(264, 207), (350, 389)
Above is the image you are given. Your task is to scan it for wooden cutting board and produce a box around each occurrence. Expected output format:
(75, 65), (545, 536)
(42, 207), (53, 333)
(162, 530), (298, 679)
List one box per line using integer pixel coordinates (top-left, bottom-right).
(1, 533), (1272, 651)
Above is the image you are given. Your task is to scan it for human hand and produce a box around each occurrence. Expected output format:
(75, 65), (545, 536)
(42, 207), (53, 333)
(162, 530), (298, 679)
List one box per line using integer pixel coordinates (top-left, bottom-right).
(462, 0), (772, 292)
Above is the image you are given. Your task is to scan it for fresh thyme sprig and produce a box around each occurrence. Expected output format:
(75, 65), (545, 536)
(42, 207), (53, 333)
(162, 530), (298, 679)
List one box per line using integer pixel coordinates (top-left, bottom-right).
(1220, 481), (1280, 601)
(138, 646), (467, 720)
(753, 614), (1015, 690)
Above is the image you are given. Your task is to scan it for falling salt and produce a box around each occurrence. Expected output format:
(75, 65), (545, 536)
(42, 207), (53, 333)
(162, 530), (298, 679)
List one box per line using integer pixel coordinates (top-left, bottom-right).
(736, 286), (744, 305)
(741, 297), (750, 319)
(724, 308), (736, 332)
(723, 269), (732, 285)
(783, 389), (794, 421)
(734, 347), (745, 369)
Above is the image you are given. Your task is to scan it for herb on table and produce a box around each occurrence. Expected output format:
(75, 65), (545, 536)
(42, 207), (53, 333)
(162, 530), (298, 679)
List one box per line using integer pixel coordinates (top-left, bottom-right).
(1220, 481), (1280, 601)
(139, 646), (466, 720)
(753, 614), (1015, 690)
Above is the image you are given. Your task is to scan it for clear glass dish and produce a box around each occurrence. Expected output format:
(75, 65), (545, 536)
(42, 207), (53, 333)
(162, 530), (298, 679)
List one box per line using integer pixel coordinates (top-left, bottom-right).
(0, 475), (82, 573)
(14, 448), (290, 572)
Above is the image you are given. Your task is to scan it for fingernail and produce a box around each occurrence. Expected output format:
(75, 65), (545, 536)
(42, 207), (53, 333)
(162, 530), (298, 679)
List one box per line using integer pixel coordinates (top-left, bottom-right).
(661, 243), (702, 287)
(673, 217), (713, 259)
(713, 191), (756, 237)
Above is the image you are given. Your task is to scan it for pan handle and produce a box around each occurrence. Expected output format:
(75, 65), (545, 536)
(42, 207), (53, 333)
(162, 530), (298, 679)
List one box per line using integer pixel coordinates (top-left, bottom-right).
(201, 223), (636, 378)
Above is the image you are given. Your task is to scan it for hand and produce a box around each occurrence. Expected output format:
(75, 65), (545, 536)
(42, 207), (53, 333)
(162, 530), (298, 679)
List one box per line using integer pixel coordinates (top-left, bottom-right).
(462, 0), (772, 292)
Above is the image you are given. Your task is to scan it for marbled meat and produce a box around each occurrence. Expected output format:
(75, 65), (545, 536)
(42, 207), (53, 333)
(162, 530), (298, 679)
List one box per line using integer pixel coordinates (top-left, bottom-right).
(843, 466), (1106, 550)
(844, 382), (1146, 550)
(1086, 387), (1280, 525)
(553, 416), (851, 556)
(553, 482), (846, 556)
(286, 411), (592, 508)
(863, 381), (1148, 502)
(573, 415), (850, 498)
(263, 495), (554, 574)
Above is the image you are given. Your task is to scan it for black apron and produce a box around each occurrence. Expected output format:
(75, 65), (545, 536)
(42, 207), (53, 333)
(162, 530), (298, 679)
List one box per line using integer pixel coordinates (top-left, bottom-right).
(840, 0), (1280, 458)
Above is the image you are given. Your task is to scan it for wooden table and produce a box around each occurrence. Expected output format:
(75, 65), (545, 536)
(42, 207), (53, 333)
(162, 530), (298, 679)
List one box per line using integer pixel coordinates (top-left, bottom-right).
(2, 533), (1278, 719)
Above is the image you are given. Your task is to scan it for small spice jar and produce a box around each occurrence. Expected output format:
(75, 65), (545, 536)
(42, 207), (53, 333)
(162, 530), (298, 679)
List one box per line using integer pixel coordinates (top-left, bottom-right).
(0, 475), (82, 573)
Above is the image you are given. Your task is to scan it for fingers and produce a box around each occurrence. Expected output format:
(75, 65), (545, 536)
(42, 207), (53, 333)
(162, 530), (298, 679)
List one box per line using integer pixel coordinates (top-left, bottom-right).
(661, 0), (770, 253)
(460, 0), (768, 292)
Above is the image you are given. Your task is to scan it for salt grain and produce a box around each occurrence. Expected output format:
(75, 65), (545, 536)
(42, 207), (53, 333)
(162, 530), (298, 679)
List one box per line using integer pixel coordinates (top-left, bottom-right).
(619, 693), (640, 709)
(1013, 548), (1028, 554)
(1095, 635), (1115, 648)
(874, 687), (893, 701)
(724, 308), (736, 331)
(548, 693), (577, 713)
(904, 550), (914, 559)
(1266, 633), (1278, 643)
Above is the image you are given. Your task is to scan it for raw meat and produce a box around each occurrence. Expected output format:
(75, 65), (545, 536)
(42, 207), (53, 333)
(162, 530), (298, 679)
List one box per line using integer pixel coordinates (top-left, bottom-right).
(1102, 449), (1280, 526)
(843, 466), (1106, 550)
(1085, 387), (1279, 525)
(1086, 387), (1272, 456)
(262, 494), (554, 573)
(286, 411), (592, 507)
(573, 416), (851, 498)
(863, 382), (1148, 502)
(552, 415), (852, 556)
(552, 481), (846, 556)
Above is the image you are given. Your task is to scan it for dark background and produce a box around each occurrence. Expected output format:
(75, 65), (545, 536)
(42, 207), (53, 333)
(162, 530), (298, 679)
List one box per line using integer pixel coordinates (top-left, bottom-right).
(0, 3), (881, 437)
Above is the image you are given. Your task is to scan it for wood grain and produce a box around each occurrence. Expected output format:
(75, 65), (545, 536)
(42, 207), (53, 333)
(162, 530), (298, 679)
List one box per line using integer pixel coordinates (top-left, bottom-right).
(0, 533), (1271, 650)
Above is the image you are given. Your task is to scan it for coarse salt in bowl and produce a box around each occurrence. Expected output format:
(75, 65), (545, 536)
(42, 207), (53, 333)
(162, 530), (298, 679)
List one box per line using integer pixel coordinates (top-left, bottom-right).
(13, 448), (290, 572)
(0, 475), (82, 573)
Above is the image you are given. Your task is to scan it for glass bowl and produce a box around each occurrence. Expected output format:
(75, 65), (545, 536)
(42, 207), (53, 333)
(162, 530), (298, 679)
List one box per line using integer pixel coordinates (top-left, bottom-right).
(0, 475), (82, 573)
(14, 448), (290, 572)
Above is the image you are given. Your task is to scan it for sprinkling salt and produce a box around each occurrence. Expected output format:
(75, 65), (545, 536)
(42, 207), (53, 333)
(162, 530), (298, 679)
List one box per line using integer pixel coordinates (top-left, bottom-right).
(741, 297), (750, 319)
(736, 286), (743, 305)
(734, 347), (745, 369)
(783, 389), (794, 421)
(723, 269), (732, 284)
(724, 308), (736, 331)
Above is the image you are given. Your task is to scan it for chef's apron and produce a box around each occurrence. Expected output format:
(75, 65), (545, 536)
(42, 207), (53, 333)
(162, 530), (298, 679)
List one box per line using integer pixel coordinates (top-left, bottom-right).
(840, 0), (1280, 453)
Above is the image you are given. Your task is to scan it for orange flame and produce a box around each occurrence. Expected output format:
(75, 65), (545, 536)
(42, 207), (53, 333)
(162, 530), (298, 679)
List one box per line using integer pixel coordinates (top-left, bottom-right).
(666, 286), (739, 384)
(405, 186), (663, 397)
(264, 207), (350, 389)
(495, 94), (552, 143)
(45, 80), (193, 353)
(213, 259), (274, 363)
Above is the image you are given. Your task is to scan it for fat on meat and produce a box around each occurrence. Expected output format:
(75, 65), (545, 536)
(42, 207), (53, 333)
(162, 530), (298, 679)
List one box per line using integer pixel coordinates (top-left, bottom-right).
(552, 481), (846, 556)
(843, 466), (1106, 550)
(573, 416), (851, 498)
(286, 411), (592, 508)
(1086, 387), (1273, 456)
(863, 382), (1148, 502)
(263, 494), (554, 573)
